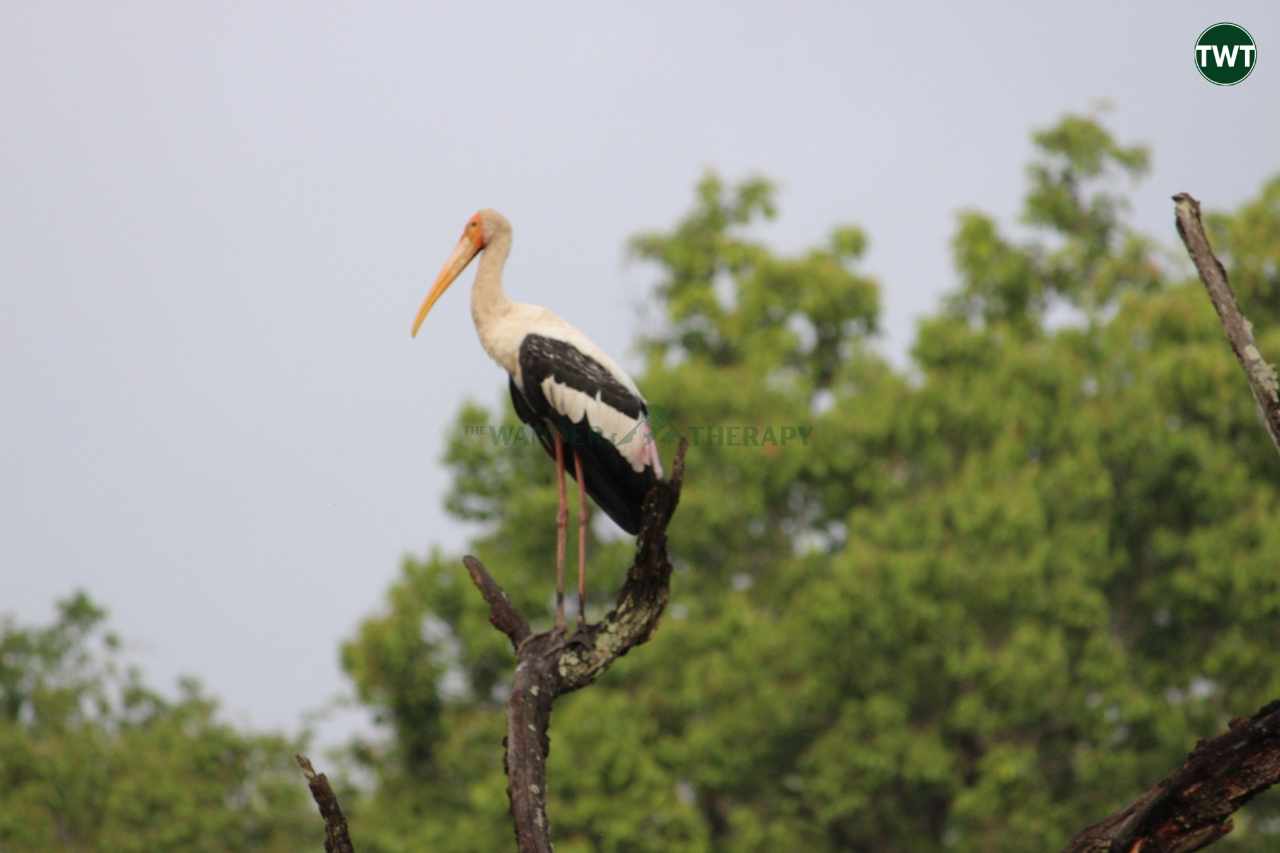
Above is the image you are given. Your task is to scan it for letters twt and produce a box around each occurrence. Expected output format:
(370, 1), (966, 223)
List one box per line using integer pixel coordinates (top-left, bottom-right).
(1196, 44), (1256, 68)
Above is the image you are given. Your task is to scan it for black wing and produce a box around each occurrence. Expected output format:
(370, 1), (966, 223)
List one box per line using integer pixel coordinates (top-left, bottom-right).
(518, 334), (646, 418)
(512, 334), (657, 535)
(509, 376), (555, 457)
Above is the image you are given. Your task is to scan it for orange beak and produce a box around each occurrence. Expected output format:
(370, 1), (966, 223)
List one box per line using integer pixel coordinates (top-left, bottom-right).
(411, 233), (482, 337)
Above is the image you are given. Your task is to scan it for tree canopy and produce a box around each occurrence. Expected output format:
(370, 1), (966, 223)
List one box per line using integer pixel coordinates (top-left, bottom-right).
(0, 593), (311, 852)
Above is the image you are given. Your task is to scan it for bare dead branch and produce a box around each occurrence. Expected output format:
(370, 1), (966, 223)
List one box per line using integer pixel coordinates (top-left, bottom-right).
(1064, 194), (1280, 851)
(465, 438), (688, 853)
(463, 555), (532, 650)
(1064, 700), (1280, 852)
(1173, 192), (1280, 452)
(296, 754), (357, 853)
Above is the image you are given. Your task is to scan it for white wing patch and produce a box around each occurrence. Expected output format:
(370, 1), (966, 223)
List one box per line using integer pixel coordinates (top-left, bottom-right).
(540, 375), (660, 474)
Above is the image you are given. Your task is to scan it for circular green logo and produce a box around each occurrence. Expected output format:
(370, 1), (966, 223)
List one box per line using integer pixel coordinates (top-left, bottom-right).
(1196, 23), (1257, 85)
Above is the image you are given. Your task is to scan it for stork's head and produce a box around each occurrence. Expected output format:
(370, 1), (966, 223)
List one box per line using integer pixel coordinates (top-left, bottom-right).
(411, 209), (511, 337)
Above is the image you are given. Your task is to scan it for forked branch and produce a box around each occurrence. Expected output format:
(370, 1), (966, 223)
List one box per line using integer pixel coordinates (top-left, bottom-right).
(464, 439), (688, 853)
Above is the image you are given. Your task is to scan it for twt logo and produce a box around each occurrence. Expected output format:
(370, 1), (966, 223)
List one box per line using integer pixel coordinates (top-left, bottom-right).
(1196, 23), (1257, 86)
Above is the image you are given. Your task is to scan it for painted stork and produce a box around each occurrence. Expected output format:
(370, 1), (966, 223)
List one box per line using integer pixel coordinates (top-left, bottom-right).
(411, 209), (663, 628)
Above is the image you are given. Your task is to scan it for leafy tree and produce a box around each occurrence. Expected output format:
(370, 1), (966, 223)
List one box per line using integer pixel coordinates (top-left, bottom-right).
(0, 593), (312, 852)
(343, 114), (1280, 851)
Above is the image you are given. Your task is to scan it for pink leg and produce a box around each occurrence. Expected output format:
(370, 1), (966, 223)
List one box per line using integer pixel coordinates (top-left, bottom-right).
(553, 433), (568, 630)
(573, 450), (589, 625)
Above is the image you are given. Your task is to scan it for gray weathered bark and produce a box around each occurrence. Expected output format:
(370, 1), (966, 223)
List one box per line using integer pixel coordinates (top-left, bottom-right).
(1173, 192), (1280, 452)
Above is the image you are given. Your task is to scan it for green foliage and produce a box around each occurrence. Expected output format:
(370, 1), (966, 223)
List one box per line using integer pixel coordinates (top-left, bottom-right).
(340, 114), (1280, 851)
(0, 593), (311, 852)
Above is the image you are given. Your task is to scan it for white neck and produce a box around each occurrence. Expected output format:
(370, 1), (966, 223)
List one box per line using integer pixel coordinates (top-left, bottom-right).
(471, 230), (518, 369)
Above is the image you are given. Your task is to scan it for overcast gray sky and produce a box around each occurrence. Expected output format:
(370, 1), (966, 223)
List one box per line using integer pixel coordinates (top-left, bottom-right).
(2, 2), (1277, 746)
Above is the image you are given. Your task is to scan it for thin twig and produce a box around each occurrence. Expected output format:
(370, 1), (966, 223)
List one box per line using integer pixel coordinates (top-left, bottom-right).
(463, 555), (532, 650)
(1173, 192), (1280, 452)
(464, 439), (688, 853)
(296, 754), (357, 853)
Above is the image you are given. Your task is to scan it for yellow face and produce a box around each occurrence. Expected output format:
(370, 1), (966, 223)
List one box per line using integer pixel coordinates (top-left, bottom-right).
(411, 214), (487, 337)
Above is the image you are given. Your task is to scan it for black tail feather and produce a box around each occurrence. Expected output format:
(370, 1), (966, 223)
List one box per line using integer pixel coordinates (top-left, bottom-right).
(559, 418), (655, 535)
